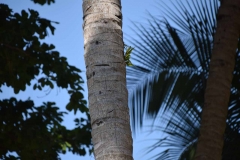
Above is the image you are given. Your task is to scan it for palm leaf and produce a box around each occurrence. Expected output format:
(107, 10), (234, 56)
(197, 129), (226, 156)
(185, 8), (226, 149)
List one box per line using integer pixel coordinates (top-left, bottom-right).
(127, 0), (217, 132)
(127, 0), (240, 159)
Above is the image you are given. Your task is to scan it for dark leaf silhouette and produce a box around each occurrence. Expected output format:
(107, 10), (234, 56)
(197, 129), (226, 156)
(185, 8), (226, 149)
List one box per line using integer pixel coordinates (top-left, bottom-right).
(127, 0), (240, 159)
(0, 3), (92, 159)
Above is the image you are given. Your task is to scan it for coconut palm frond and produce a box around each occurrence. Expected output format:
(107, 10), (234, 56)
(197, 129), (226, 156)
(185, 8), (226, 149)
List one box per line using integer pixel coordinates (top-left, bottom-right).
(127, 0), (240, 158)
(144, 78), (240, 160)
(222, 55), (240, 159)
(147, 87), (240, 160)
(142, 101), (200, 160)
(127, 0), (218, 132)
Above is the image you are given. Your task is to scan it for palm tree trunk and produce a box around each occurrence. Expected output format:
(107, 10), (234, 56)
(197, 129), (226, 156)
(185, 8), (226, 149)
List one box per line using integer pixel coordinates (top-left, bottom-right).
(194, 1), (240, 159)
(82, 0), (133, 159)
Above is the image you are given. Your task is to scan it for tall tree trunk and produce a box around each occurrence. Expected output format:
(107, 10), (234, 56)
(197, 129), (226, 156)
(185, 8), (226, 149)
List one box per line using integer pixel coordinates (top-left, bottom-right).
(194, 0), (240, 159)
(82, 0), (133, 159)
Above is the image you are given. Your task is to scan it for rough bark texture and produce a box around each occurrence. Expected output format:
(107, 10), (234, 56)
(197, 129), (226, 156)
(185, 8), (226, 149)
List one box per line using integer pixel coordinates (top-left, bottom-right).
(82, 0), (133, 159)
(194, 0), (240, 160)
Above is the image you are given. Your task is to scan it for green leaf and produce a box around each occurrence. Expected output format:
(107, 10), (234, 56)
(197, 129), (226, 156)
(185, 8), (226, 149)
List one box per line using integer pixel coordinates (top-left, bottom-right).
(124, 46), (134, 66)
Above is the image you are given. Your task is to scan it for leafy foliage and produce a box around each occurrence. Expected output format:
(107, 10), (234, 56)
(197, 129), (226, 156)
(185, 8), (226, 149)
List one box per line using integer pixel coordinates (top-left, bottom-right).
(127, 0), (240, 159)
(124, 45), (134, 66)
(0, 3), (92, 159)
(31, 0), (55, 5)
(0, 98), (91, 159)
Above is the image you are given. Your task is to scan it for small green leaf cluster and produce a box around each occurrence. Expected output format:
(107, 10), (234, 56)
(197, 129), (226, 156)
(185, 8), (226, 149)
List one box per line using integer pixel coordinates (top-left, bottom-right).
(124, 45), (134, 66)
(0, 3), (92, 159)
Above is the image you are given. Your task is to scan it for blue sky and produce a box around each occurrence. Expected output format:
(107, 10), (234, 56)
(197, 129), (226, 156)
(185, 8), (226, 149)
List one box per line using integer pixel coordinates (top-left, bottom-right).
(0, 0), (169, 159)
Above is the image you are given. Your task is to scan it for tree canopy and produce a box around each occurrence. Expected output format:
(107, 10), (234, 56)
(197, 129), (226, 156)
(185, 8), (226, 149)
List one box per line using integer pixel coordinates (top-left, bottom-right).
(0, 1), (92, 159)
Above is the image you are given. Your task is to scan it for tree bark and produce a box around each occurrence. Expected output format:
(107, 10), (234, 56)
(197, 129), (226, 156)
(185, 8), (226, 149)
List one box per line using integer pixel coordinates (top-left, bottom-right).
(194, 0), (240, 160)
(82, 0), (133, 159)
